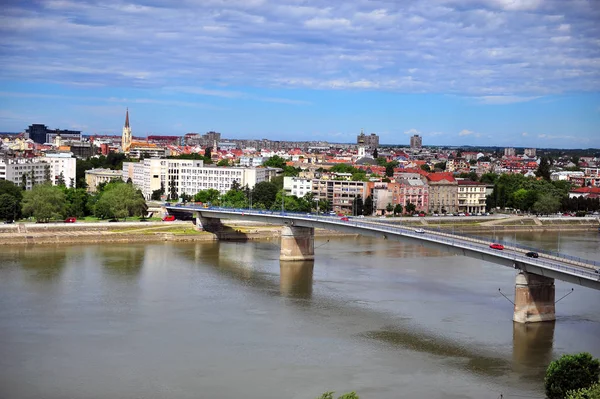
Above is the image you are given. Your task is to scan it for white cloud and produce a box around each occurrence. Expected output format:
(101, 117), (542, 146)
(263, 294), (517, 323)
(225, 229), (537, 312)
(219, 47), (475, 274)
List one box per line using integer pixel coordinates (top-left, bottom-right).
(459, 129), (475, 136)
(477, 95), (540, 104)
(404, 128), (421, 135)
(522, 132), (528, 136)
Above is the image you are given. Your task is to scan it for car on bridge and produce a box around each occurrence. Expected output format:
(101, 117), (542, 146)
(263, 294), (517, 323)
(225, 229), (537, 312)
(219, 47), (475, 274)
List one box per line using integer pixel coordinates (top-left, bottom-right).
(340, 217), (349, 221)
(489, 243), (504, 250)
(526, 251), (539, 258)
(414, 228), (425, 234)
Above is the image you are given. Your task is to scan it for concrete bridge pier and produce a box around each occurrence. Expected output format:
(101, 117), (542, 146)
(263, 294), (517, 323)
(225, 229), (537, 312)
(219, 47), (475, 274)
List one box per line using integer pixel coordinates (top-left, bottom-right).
(280, 226), (314, 261)
(280, 261), (314, 298)
(513, 271), (556, 323)
(194, 212), (223, 232)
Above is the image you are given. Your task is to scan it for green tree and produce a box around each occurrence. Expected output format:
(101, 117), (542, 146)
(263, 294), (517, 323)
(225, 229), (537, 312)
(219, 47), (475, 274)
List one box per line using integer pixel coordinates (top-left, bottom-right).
(536, 156), (552, 181)
(480, 173), (499, 185)
(372, 148), (378, 158)
(385, 163), (394, 177)
(405, 201), (416, 214)
(64, 188), (90, 217)
(386, 203), (394, 213)
(420, 164), (431, 172)
(316, 392), (359, 399)
(217, 159), (230, 166)
(29, 170), (36, 188)
(0, 179), (24, 202)
(394, 203), (403, 216)
(566, 383), (600, 399)
(0, 180), (23, 220)
(57, 171), (66, 187)
(22, 183), (67, 222)
(433, 161), (446, 171)
(363, 195), (374, 216)
(204, 147), (212, 160)
(251, 181), (278, 209)
(20, 172), (27, 189)
(221, 189), (247, 208)
(93, 182), (146, 220)
(533, 194), (561, 215)
(193, 188), (220, 204)
(263, 155), (287, 169)
(169, 178), (178, 201)
(0, 194), (19, 221)
(330, 163), (359, 174)
(44, 164), (52, 183)
(545, 353), (600, 399)
(352, 195), (363, 216)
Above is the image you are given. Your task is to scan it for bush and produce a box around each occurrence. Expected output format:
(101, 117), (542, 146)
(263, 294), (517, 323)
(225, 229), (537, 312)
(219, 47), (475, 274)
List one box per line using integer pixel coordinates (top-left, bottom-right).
(545, 353), (600, 399)
(566, 383), (600, 399)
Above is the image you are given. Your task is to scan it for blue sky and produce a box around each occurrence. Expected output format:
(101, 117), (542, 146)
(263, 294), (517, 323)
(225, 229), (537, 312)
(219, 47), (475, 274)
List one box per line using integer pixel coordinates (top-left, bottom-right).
(0, 0), (599, 148)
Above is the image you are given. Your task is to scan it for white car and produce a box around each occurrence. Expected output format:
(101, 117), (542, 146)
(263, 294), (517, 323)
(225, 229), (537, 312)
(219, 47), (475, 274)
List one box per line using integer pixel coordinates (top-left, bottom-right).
(357, 215), (365, 218)
(414, 228), (425, 234)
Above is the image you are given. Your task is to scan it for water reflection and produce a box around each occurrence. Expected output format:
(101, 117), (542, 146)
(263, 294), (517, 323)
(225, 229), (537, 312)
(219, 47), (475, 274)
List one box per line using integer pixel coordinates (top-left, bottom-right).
(512, 322), (555, 381)
(101, 245), (145, 277)
(279, 261), (313, 298)
(18, 246), (67, 280)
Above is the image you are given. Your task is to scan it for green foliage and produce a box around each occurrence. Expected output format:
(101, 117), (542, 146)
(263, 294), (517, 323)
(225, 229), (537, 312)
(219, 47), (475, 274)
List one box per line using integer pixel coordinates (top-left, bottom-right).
(316, 392), (359, 399)
(0, 179), (23, 202)
(352, 195), (363, 216)
(194, 188), (220, 204)
(536, 156), (552, 181)
(363, 195), (373, 216)
(386, 203), (394, 212)
(405, 201), (416, 214)
(273, 190), (312, 212)
(263, 155), (287, 169)
(394, 203), (403, 215)
(93, 181), (147, 220)
(545, 353), (600, 399)
(385, 163), (394, 177)
(458, 171), (478, 181)
(420, 164), (431, 172)
(372, 148), (378, 158)
(217, 159), (230, 166)
(479, 172), (499, 185)
(566, 383), (600, 399)
(44, 164), (51, 183)
(330, 163), (359, 174)
(251, 181), (279, 209)
(533, 194), (561, 215)
(351, 172), (368, 182)
(0, 194), (20, 221)
(57, 171), (66, 187)
(221, 189), (247, 208)
(433, 161), (446, 171)
(376, 157), (388, 167)
(64, 188), (90, 218)
(22, 183), (67, 222)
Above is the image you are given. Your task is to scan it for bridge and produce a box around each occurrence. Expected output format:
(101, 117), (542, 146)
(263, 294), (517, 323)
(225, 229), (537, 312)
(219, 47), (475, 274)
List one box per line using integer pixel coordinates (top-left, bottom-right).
(166, 205), (600, 324)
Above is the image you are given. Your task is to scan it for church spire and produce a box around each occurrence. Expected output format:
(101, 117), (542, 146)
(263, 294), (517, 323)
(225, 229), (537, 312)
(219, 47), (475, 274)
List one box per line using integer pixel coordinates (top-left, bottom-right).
(124, 108), (130, 128)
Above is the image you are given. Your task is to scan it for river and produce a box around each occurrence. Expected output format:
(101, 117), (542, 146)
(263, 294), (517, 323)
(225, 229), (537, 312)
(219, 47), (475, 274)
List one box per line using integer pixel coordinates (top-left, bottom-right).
(0, 231), (599, 399)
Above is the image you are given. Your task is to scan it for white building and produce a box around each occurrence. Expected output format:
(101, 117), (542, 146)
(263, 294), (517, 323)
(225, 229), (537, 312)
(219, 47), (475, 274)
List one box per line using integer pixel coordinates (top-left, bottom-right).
(85, 168), (123, 193)
(284, 176), (312, 198)
(239, 156), (265, 167)
(0, 154), (75, 189)
(123, 158), (268, 199)
(550, 171), (584, 181)
(42, 152), (76, 188)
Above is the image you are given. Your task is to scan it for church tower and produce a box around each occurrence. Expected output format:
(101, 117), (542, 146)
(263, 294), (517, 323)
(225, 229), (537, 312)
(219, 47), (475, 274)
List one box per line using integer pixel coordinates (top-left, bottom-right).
(122, 108), (132, 153)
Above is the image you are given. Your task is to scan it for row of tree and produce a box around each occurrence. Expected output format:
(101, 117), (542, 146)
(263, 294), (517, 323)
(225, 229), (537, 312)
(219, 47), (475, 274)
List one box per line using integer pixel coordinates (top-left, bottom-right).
(0, 179), (146, 222)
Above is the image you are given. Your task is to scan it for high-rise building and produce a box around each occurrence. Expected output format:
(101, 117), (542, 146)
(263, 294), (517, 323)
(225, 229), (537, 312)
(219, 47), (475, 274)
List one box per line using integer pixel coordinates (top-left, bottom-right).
(410, 135), (422, 149)
(524, 148), (537, 157)
(356, 130), (379, 148)
(25, 124), (81, 144)
(504, 147), (516, 157)
(121, 108), (132, 153)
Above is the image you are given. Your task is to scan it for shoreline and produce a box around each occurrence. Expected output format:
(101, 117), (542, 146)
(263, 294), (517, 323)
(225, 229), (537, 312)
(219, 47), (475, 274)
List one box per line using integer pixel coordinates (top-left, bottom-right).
(0, 218), (598, 246)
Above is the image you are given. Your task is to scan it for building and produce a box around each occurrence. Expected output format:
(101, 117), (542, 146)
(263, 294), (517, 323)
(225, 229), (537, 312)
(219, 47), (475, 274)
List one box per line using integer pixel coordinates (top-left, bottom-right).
(239, 156), (265, 167)
(396, 178), (429, 213)
(357, 130), (379, 149)
(121, 109), (132, 153)
(457, 180), (487, 214)
(504, 147), (516, 157)
(524, 148), (536, 157)
(42, 152), (76, 188)
(410, 134), (422, 149)
(25, 124), (81, 144)
(446, 157), (469, 172)
(426, 173), (458, 214)
(284, 177), (312, 198)
(312, 179), (371, 214)
(569, 186), (600, 199)
(0, 157), (49, 189)
(85, 168), (123, 192)
(127, 143), (167, 159)
(122, 158), (268, 199)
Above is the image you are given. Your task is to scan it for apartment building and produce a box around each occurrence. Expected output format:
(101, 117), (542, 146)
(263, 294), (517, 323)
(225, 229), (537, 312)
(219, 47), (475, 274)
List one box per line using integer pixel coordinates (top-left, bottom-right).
(42, 152), (76, 188)
(457, 180), (487, 214)
(0, 157), (48, 189)
(427, 173), (458, 214)
(85, 168), (123, 192)
(312, 179), (371, 214)
(395, 178), (429, 212)
(239, 156), (265, 167)
(284, 176), (312, 198)
(122, 159), (268, 199)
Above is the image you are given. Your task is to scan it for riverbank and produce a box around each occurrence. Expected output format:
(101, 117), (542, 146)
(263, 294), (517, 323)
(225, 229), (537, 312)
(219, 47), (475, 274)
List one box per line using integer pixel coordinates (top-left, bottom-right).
(0, 216), (597, 246)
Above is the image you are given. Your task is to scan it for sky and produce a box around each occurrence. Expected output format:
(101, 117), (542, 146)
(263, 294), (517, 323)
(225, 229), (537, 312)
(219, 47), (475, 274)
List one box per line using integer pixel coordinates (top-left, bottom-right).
(0, 0), (599, 148)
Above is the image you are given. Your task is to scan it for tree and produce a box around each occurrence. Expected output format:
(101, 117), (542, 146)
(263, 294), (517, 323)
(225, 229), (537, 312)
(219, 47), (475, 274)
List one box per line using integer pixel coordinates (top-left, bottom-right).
(363, 195), (374, 216)
(536, 156), (551, 181)
(29, 170), (36, 188)
(420, 164), (431, 172)
(372, 148), (378, 158)
(0, 180), (24, 202)
(545, 353), (600, 399)
(193, 189), (220, 204)
(22, 183), (67, 222)
(44, 164), (52, 183)
(394, 203), (403, 216)
(533, 194), (560, 215)
(20, 172), (27, 189)
(386, 203), (394, 213)
(405, 201), (416, 214)
(169, 178), (178, 201)
(204, 146), (212, 160)
(566, 383), (600, 399)
(64, 188), (90, 218)
(251, 181), (278, 209)
(263, 155), (286, 169)
(57, 171), (66, 187)
(221, 189), (247, 208)
(352, 195), (363, 216)
(93, 182), (147, 220)
(480, 173), (499, 185)
(317, 392), (359, 399)
(433, 161), (446, 171)
(0, 194), (19, 221)
(385, 163), (394, 177)
(217, 159), (230, 166)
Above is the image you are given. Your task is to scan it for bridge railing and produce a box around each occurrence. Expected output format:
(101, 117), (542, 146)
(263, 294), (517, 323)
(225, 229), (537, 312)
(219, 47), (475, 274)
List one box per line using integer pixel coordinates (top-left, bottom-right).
(170, 205), (600, 270)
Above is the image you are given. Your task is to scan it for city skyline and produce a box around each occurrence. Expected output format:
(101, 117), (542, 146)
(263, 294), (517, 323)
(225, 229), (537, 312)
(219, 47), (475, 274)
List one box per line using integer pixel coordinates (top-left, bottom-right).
(1, 0), (599, 148)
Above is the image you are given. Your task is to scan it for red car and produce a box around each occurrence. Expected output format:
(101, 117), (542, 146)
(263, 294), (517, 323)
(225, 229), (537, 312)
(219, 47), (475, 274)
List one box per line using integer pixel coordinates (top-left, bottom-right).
(162, 215), (176, 222)
(489, 243), (504, 250)
(64, 217), (77, 223)
(340, 217), (349, 221)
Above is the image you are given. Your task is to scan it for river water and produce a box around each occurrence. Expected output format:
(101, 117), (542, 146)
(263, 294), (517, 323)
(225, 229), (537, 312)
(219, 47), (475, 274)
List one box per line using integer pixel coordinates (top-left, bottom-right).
(0, 231), (599, 399)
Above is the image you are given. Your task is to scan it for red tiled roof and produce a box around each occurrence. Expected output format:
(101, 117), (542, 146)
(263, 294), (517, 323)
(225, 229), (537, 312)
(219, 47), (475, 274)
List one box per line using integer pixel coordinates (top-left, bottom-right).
(426, 172), (455, 182)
